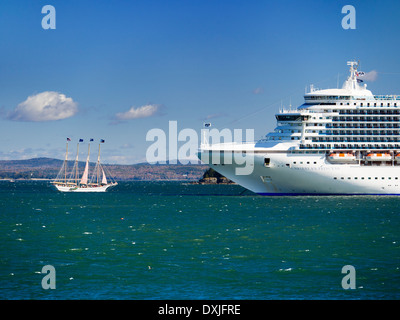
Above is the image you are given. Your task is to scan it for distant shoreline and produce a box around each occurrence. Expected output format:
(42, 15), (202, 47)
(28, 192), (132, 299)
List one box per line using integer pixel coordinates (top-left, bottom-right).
(0, 158), (235, 184)
(0, 157), (208, 181)
(0, 178), (200, 182)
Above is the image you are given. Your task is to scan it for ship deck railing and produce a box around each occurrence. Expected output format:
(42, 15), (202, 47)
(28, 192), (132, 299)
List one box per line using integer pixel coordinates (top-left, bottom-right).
(305, 95), (400, 101)
(323, 132), (399, 136)
(373, 95), (400, 101)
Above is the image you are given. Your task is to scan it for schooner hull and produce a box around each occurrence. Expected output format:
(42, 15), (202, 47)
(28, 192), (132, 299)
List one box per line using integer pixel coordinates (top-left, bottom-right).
(53, 183), (117, 192)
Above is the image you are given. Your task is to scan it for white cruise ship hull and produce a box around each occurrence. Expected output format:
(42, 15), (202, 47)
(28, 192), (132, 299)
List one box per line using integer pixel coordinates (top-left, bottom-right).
(199, 148), (400, 196)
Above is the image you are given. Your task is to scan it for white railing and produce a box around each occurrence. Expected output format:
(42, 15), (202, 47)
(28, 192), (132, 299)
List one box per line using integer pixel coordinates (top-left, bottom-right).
(373, 95), (400, 101)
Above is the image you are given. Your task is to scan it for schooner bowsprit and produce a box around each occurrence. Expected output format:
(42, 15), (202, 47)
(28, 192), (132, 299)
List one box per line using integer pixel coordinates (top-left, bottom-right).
(51, 138), (117, 192)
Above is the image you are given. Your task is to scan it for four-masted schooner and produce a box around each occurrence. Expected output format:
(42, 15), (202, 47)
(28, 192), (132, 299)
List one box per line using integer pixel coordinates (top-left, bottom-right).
(51, 138), (118, 192)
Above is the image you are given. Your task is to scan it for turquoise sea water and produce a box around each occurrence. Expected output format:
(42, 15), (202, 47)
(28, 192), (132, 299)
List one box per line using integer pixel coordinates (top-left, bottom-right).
(0, 181), (399, 300)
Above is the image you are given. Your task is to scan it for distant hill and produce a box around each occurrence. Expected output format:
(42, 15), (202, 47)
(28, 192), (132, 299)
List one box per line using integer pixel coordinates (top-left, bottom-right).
(0, 157), (208, 181)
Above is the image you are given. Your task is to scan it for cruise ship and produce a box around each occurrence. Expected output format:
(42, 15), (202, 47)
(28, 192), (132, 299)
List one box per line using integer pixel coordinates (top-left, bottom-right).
(198, 61), (400, 195)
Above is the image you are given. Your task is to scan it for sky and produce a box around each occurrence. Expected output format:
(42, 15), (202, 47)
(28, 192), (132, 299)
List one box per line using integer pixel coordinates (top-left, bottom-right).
(1, 0), (400, 164)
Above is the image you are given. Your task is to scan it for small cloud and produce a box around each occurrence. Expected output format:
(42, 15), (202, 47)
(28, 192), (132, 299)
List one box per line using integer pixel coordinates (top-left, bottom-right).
(0, 147), (53, 160)
(252, 87), (263, 94)
(120, 143), (135, 149)
(106, 155), (129, 164)
(203, 113), (226, 121)
(359, 70), (378, 82)
(114, 104), (161, 121)
(7, 91), (78, 121)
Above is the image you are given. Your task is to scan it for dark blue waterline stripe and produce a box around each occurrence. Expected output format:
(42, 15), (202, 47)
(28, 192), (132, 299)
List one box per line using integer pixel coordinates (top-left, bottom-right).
(257, 192), (400, 196)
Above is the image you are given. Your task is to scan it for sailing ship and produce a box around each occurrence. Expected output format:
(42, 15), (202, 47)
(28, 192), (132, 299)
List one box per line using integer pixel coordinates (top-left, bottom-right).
(51, 138), (118, 192)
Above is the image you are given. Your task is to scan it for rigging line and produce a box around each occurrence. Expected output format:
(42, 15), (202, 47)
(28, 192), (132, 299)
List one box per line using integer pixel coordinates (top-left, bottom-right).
(220, 73), (344, 128)
(225, 96), (291, 127)
(222, 85), (307, 127)
(377, 72), (400, 75)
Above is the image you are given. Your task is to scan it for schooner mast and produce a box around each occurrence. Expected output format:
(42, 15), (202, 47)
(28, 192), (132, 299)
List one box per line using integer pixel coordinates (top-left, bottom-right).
(68, 139), (83, 185)
(79, 138), (93, 186)
(93, 139), (105, 186)
(64, 137), (70, 184)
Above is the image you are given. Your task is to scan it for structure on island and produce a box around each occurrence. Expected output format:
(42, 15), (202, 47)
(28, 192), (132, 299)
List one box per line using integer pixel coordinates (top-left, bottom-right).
(197, 168), (235, 184)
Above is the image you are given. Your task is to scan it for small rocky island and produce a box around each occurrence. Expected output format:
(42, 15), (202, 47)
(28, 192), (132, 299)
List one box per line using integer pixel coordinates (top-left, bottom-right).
(197, 168), (235, 184)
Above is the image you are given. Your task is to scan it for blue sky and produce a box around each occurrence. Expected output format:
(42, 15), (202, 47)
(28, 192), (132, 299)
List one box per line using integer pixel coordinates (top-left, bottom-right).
(1, 0), (400, 164)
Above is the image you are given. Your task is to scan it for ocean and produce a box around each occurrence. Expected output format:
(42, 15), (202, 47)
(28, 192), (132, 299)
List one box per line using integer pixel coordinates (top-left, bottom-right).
(0, 181), (399, 300)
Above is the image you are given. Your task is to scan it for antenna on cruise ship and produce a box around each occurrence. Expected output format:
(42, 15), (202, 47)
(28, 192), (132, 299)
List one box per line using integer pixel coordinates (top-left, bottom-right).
(202, 122), (211, 147)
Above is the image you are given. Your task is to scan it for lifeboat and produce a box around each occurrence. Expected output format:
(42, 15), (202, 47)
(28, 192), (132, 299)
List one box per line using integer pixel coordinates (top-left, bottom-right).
(328, 153), (356, 163)
(395, 154), (400, 162)
(365, 153), (392, 161)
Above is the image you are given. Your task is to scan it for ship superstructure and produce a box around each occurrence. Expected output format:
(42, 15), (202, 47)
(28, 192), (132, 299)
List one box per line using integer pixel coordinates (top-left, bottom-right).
(198, 61), (400, 195)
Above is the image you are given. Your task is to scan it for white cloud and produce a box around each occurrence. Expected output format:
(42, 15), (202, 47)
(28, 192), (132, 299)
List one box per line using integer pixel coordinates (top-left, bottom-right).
(252, 87), (263, 94)
(8, 91), (78, 121)
(203, 113), (226, 120)
(115, 104), (160, 121)
(0, 147), (53, 160)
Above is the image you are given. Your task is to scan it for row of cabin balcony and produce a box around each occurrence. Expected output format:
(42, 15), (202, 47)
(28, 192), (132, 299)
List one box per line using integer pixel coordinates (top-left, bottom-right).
(304, 95), (400, 102)
(311, 137), (400, 143)
(268, 134), (400, 140)
(325, 131), (400, 135)
(337, 102), (399, 107)
(304, 102), (400, 108)
(265, 135), (400, 144)
(277, 112), (400, 123)
(274, 128), (400, 135)
(309, 130), (400, 136)
(332, 116), (400, 122)
(325, 121), (400, 128)
(299, 143), (400, 150)
(328, 123), (400, 129)
(314, 134), (400, 142)
(338, 109), (400, 115)
(270, 129), (400, 137)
